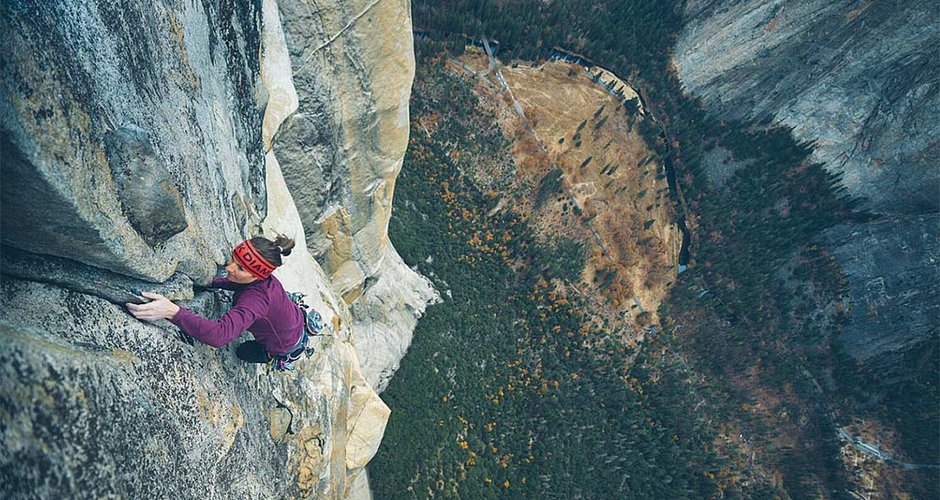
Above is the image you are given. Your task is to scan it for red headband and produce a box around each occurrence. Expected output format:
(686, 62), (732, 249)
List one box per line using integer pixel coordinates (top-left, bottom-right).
(232, 239), (276, 280)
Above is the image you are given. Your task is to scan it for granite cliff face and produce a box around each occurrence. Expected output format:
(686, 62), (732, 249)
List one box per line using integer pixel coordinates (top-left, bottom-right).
(1, 0), (266, 286)
(674, 0), (939, 383)
(823, 214), (939, 382)
(675, 0), (939, 215)
(0, 0), (425, 497)
(274, 0), (416, 304)
(351, 244), (439, 393)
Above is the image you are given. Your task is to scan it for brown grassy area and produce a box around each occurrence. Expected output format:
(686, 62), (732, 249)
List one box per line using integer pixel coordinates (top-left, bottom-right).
(450, 50), (680, 340)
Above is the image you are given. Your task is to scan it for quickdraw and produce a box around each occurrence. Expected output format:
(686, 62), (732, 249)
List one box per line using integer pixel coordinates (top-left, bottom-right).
(287, 291), (326, 337)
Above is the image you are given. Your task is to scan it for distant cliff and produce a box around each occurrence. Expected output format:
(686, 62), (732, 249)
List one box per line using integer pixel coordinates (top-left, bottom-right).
(674, 0), (938, 215)
(0, 0), (427, 498)
(673, 0), (939, 383)
(823, 214), (939, 381)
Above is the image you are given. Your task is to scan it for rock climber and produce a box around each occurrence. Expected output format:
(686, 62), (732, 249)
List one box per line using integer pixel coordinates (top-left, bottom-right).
(126, 235), (316, 369)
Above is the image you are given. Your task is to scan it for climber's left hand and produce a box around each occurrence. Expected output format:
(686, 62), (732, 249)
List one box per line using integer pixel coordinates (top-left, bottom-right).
(126, 291), (180, 322)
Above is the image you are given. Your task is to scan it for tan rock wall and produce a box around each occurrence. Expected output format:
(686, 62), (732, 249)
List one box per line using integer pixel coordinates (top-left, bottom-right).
(259, 3), (392, 493)
(275, 0), (415, 302)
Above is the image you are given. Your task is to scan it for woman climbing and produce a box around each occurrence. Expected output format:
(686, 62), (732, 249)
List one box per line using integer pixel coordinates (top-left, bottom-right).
(126, 235), (313, 369)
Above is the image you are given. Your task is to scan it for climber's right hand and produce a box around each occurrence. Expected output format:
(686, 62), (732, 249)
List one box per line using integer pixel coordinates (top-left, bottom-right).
(126, 291), (180, 322)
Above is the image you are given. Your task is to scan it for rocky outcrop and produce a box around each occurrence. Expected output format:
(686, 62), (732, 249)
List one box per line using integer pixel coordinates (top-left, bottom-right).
(674, 0), (939, 215)
(274, 0), (416, 302)
(351, 245), (439, 393)
(0, 0), (423, 497)
(0, 276), (375, 499)
(0, 137), (387, 498)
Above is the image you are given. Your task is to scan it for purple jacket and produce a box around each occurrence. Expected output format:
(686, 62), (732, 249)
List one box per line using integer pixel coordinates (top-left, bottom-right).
(170, 275), (304, 355)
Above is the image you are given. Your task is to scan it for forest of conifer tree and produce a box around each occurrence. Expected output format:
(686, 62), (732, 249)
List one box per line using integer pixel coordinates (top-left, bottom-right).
(371, 1), (938, 497)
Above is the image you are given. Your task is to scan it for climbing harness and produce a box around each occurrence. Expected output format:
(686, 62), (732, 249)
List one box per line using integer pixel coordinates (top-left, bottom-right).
(267, 330), (309, 372)
(267, 292), (326, 372)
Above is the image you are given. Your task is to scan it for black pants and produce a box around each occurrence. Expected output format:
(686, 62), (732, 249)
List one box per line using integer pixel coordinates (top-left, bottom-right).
(235, 341), (271, 363)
